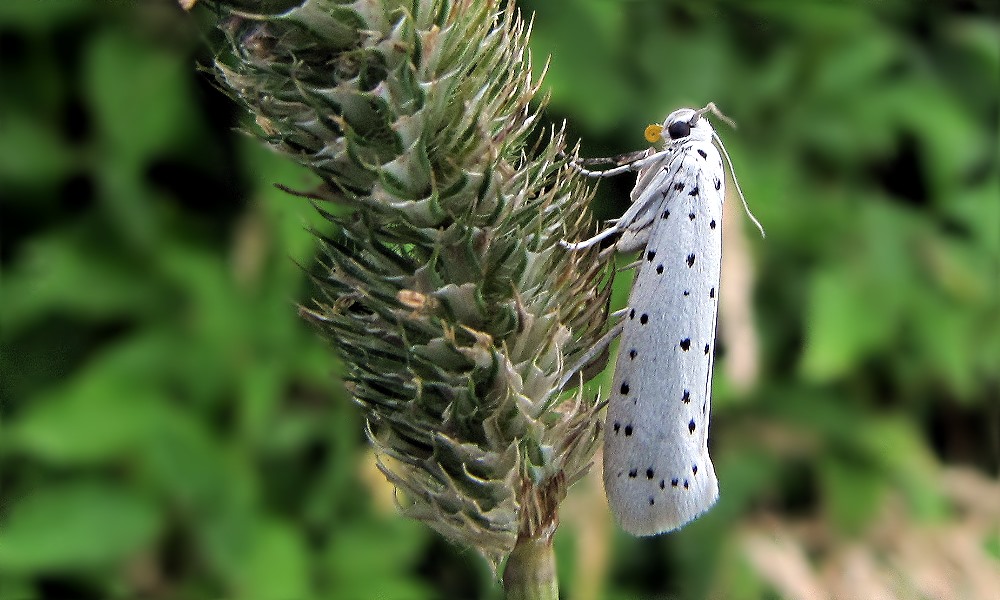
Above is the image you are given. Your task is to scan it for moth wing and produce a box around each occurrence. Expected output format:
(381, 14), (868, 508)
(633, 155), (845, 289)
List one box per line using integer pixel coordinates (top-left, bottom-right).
(603, 139), (725, 536)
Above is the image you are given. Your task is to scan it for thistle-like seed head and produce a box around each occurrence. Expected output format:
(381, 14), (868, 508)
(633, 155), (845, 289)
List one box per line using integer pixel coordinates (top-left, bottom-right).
(209, 0), (611, 567)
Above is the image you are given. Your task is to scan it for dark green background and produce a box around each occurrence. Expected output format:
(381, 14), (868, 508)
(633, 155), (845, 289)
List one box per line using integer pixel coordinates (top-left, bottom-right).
(1, 1), (997, 599)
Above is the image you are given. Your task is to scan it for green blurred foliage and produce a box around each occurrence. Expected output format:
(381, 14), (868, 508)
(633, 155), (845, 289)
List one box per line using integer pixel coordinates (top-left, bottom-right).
(0, 1), (453, 598)
(0, 1), (997, 599)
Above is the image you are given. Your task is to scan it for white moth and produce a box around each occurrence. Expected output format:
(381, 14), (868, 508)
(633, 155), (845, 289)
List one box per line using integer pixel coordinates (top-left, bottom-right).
(563, 104), (763, 536)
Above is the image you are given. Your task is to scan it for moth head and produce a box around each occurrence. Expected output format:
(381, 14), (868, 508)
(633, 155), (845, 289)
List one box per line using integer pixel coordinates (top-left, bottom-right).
(662, 108), (714, 143)
(647, 104), (735, 145)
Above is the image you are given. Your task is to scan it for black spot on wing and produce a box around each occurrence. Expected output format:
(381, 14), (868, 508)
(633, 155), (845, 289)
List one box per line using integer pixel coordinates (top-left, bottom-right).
(709, 219), (716, 229)
(686, 254), (696, 267)
(680, 338), (691, 351)
(629, 469), (637, 478)
(662, 209), (670, 219)
(714, 178), (721, 190)
(704, 343), (710, 355)
(682, 390), (690, 403)
(640, 314), (649, 325)
(656, 264), (664, 274)
(688, 186), (699, 197)
(709, 287), (715, 298)
(688, 419), (696, 434)
(620, 382), (630, 395)
(646, 468), (654, 479)
(624, 425), (633, 436)
(629, 349), (637, 360)
(688, 212), (695, 220)
(697, 149), (707, 159)
(646, 250), (656, 261)
(673, 182), (684, 191)
(613, 422), (620, 433)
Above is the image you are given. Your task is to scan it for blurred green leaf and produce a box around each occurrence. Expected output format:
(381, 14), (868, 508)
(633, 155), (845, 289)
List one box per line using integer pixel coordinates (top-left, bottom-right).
(819, 455), (886, 535)
(985, 529), (1000, 561)
(712, 540), (767, 600)
(0, 234), (163, 337)
(522, 0), (631, 133)
(7, 363), (166, 465)
(911, 295), (979, 400)
(741, 0), (878, 33)
(886, 81), (987, 190)
(0, 483), (161, 573)
(139, 405), (257, 584)
(237, 139), (328, 266)
(0, 576), (35, 600)
(800, 265), (895, 381)
(943, 177), (1000, 258)
(0, 0), (93, 28)
(83, 30), (201, 162)
(947, 19), (1000, 69)
(0, 116), (77, 187)
(858, 417), (949, 522)
(240, 520), (310, 600)
(326, 519), (434, 600)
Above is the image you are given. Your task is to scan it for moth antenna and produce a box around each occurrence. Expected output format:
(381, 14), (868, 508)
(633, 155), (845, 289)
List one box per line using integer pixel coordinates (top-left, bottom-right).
(713, 131), (765, 238)
(698, 102), (737, 130)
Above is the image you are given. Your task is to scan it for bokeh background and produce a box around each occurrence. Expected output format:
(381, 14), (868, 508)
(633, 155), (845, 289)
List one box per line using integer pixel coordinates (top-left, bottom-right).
(1, 1), (997, 599)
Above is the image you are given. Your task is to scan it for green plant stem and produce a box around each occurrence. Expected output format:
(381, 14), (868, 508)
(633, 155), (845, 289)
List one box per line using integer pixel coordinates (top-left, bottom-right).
(502, 534), (558, 600)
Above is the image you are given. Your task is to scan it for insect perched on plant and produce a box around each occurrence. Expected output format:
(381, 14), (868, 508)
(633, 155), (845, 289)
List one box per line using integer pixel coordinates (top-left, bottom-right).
(562, 103), (764, 536)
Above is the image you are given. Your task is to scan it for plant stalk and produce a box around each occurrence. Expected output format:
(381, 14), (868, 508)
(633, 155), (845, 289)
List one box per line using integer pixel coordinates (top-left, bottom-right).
(502, 533), (558, 600)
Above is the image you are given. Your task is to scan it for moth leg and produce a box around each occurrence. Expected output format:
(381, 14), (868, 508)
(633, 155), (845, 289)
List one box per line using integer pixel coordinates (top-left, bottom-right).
(612, 228), (652, 254)
(575, 163), (644, 178)
(560, 225), (625, 250)
(558, 321), (626, 391)
(572, 149), (671, 178)
(573, 149), (650, 168)
(615, 257), (643, 272)
(561, 193), (657, 253)
(607, 161), (684, 255)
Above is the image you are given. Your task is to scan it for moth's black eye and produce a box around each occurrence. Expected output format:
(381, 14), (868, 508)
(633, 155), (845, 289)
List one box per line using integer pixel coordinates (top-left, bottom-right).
(667, 120), (691, 139)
